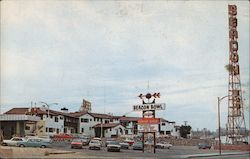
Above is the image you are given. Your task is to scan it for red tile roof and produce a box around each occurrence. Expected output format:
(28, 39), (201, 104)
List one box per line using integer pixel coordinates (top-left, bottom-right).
(4, 107), (75, 117)
(4, 107), (49, 115)
(69, 111), (88, 117)
(93, 123), (122, 128)
(4, 108), (29, 114)
(89, 112), (113, 119)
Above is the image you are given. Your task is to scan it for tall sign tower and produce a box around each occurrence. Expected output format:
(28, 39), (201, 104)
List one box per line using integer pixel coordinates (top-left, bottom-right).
(226, 5), (247, 144)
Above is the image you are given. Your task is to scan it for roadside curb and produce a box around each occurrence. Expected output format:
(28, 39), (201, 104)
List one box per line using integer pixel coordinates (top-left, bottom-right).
(48, 151), (76, 155)
(184, 152), (250, 158)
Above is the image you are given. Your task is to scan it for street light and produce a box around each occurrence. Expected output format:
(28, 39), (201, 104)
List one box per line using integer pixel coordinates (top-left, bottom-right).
(217, 95), (235, 155)
(39, 102), (58, 117)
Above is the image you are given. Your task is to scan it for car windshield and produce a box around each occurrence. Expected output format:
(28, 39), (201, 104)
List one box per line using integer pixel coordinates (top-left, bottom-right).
(134, 142), (142, 145)
(109, 141), (119, 145)
(72, 139), (83, 142)
(90, 140), (100, 143)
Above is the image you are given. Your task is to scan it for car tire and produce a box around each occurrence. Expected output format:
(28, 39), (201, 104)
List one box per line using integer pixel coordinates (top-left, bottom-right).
(41, 145), (46, 148)
(20, 144), (25, 147)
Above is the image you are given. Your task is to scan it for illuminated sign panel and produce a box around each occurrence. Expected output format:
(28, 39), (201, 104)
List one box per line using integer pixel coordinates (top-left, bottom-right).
(138, 118), (160, 125)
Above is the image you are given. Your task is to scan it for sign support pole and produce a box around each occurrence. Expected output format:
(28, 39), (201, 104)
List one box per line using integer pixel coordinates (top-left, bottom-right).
(153, 132), (156, 154)
(142, 132), (144, 153)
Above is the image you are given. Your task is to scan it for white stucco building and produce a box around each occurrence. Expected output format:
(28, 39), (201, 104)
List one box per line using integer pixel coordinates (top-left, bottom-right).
(159, 118), (180, 138)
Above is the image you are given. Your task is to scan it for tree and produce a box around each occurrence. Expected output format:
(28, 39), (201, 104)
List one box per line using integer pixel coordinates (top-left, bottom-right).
(180, 125), (192, 138)
(225, 64), (233, 72)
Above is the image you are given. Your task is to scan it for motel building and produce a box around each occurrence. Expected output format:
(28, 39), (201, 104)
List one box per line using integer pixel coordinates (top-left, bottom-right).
(159, 118), (180, 138)
(0, 106), (180, 139)
(0, 108), (41, 139)
(70, 111), (124, 138)
(0, 107), (78, 138)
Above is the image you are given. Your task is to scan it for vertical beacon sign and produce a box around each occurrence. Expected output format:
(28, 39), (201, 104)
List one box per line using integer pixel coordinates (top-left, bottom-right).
(228, 5), (239, 75)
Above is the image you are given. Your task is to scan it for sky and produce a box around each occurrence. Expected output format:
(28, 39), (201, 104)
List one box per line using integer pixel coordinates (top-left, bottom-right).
(0, 0), (249, 131)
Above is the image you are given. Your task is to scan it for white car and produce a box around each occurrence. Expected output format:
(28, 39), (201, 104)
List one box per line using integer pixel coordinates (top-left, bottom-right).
(155, 143), (172, 149)
(2, 137), (26, 146)
(89, 140), (101, 150)
(107, 141), (121, 152)
(120, 142), (129, 149)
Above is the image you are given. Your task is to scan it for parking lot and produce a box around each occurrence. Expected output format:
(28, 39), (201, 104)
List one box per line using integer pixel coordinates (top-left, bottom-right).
(1, 139), (249, 159)
(1, 143), (249, 159)
(50, 142), (223, 158)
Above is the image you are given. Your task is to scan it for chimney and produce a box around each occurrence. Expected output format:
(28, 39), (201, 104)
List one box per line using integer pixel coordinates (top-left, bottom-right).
(61, 107), (68, 113)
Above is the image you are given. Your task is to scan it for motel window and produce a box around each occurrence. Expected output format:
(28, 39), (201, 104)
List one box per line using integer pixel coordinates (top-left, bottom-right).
(166, 131), (171, 134)
(162, 123), (166, 126)
(105, 120), (109, 124)
(25, 126), (30, 130)
(84, 119), (89, 122)
(56, 129), (59, 133)
(60, 116), (63, 120)
(125, 130), (128, 135)
(55, 117), (58, 122)
(49, 128), (53, 132)
(89, 127), (91, 130)
(94, 118), (96, 121)
(90, 119), (92, 121)
(64, 128), (67, 133)
(97, 118), (99, 122)
(81, 128), (84, 133)
(81, 118), (89, 123)
(110, 119), (113, 122)
(46, 127), (48, 132)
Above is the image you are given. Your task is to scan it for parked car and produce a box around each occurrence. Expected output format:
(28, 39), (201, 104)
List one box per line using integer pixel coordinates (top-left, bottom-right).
(124, 138), (134, 146)
(155, 143), (172, 149)
(89, 139), (101, 150)
(119, 141), (129, 149)
(198, 143), (212, 149)
(93, 137), (102, 141)
(105, 138), (116, 147)
(25, 136), (52, 143)
(81, 138), (90, 146)
(53, 133), (73, 139)
(132, 142), (143, 150)
(2, 137), (26, 146)
(16, 138), (51, 148)
(107, 141), (121, 152)
(71, 139), (84, 149)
